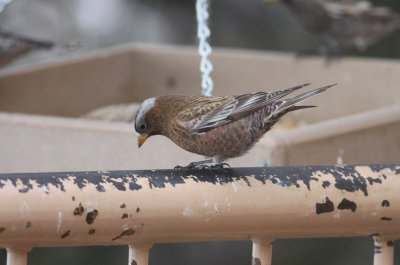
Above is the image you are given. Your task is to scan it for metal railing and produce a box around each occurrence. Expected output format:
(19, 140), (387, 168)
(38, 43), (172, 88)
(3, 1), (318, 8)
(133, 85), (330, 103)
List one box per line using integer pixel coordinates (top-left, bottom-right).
(0, 164), (398, 265)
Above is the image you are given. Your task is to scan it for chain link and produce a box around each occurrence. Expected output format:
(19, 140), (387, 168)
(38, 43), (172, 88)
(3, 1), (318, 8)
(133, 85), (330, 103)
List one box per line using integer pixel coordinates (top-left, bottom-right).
(0, 0), (12, 13)
(196, 0), (213, 97)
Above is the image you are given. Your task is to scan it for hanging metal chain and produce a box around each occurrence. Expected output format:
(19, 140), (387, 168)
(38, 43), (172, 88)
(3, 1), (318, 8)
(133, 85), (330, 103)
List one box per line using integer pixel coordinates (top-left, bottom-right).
(196, 0), (214, 97)
(0, 0), (12, 13)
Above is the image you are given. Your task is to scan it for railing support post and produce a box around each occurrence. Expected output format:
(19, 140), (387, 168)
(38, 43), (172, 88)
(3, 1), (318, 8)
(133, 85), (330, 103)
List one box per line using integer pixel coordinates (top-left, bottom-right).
(373, 235), (395, 265)
(6, 247), (32, 265)
(128, 243), (153, 265)
(252, 239), (274, 265)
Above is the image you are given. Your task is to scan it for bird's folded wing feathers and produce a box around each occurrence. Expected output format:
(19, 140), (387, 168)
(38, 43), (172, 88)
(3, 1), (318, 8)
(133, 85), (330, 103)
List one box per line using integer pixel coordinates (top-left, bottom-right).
(175, 96), (232, 122)
(176, 84), (310, 133)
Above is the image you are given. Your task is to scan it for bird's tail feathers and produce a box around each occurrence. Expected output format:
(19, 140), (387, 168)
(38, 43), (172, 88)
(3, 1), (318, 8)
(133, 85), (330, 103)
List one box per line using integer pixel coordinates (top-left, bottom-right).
(274, 84), (336, 113)
(274, 83), (311, 100)
(289, 105), (317, 111)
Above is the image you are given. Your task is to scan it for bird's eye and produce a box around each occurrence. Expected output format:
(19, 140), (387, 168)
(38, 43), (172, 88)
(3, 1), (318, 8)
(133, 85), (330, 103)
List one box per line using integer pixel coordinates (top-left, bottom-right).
(140, 124), (146, 130)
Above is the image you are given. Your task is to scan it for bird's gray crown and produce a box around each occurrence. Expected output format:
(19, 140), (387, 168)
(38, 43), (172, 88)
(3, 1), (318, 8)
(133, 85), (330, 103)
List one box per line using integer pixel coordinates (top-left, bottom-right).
(135, 97), (155, 133)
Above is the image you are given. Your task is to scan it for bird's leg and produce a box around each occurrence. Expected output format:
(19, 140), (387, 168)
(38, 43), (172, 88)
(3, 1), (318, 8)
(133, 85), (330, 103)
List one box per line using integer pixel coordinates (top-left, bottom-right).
(296, 39), (344, 62)
(296, 47), (326, 57)
(174, 159), (213, 170)
(209, 157), (231, 169)
(296, 46), (340, 58)
(323, 40), (345, 63)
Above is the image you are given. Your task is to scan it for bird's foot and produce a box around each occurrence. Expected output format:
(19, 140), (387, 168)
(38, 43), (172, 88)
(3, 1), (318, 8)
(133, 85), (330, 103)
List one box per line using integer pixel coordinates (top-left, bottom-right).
(174, 160), (230, 170)
(210, 163), (231, 169)
(174, 159), (213, 170)
(296, 46), (343, 63)
(174, 164), (210, 170)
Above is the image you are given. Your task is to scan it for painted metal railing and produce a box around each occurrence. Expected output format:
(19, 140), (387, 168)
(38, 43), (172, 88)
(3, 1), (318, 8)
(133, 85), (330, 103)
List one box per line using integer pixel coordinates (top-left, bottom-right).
(0, 164), (398, 265)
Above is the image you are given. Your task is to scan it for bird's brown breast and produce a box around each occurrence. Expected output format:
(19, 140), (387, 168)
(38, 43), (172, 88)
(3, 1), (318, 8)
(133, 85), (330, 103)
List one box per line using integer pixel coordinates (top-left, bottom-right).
(164, 108), (276, 161)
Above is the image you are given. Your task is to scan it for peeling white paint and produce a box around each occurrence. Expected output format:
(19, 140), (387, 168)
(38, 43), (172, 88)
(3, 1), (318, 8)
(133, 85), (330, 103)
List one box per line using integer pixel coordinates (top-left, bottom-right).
(42, 185), (49, 194)
(182, 207), (195, 216)
(42, 186), (50, 199)
(224, 198), (231, 209)
(334, 212), (340, 219)
(231, 182), (238, 192)
(215, 177), (222, 186)
(57, 211), (62, 232)
(85, 201), (98, 212)
(337, 149), (344, 165)
(214, 203), (219, 212)
(19, 201), (30, 217)
(204, 201), (209, 207)
(274, 177), (282, 185)
(371, 212), (378, 216)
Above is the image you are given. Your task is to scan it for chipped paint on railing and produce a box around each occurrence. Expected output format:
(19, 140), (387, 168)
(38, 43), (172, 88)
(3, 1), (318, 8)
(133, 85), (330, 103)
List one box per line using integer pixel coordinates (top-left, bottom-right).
(0, 164), (396, 194)
(0, 164), (398, 265)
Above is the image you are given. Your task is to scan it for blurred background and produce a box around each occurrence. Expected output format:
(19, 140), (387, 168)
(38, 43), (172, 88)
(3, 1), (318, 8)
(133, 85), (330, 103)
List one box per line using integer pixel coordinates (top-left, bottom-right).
(1, 0), (400, 71)
(0, 0), (399, 264)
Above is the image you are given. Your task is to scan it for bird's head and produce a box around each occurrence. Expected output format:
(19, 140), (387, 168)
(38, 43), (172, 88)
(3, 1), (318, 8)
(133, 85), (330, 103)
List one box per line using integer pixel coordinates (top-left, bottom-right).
(135, 97), (161, 148)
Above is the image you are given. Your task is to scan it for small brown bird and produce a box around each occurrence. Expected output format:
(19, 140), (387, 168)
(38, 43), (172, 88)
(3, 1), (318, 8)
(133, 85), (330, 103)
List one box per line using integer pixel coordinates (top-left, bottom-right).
(0, 31), (54, 67)
(0, 30), (79, 68)
(135, 84), (334, 168)
(268, 0), (400, 55)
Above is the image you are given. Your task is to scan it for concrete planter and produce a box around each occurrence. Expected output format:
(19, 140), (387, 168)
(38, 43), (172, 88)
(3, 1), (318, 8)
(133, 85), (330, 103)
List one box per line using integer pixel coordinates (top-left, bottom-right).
(0, 44), (399, 172)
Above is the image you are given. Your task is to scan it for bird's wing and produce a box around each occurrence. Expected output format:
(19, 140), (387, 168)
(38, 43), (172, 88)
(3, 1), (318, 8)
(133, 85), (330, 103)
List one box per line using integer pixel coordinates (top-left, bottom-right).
(174, 96), (232, 123)
(176, 84), (310, 133)
(324, 0), (368, 4)
(322, 0), (372, 17)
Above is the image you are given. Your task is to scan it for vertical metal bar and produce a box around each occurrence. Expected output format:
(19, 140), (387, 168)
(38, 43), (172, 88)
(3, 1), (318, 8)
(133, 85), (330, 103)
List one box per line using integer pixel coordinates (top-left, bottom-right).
(6, 247), (31, 265)
(252, 239), (274, 265)
(373, 235), (395, 265)
(128, 243), (153, 265)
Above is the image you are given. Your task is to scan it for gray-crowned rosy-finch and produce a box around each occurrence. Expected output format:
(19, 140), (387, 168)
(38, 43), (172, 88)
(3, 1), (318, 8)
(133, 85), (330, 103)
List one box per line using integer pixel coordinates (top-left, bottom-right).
(268, 0), (400, 55)
(0, 31), (54, 67)
(0, 30), (79, 68)
(135, 84), (334, 168)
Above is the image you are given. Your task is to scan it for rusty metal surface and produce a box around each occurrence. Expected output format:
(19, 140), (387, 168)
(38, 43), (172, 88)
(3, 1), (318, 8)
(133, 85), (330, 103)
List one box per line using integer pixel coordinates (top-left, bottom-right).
(0, 164), (398, 248)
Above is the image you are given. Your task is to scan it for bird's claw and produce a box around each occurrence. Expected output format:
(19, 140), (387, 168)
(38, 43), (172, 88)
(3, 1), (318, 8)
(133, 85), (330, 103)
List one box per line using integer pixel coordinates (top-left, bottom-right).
(296, 46), (344, 64)
(174, 161), (206, 170)
(174, 164), (210, 170)
(174, 162), (230, 170)
(210, 163), (231, 169)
